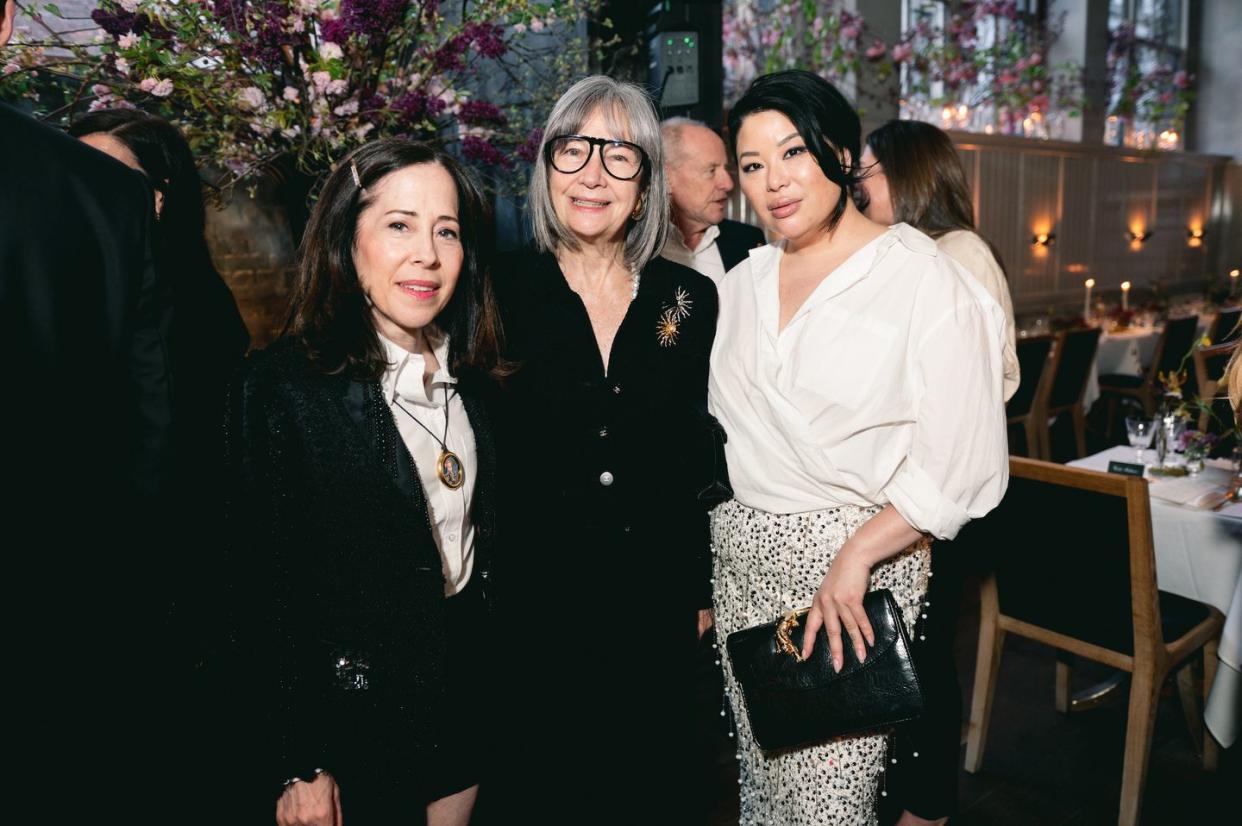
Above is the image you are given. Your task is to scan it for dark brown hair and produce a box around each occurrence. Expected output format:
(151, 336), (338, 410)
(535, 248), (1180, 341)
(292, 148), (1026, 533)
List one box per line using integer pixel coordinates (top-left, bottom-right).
(862, 119), (976, 239)
(285, 139), (506, 380)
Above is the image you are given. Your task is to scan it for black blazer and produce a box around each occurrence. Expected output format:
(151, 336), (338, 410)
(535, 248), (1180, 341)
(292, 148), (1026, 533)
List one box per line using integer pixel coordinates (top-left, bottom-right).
(0, 103), (175, 813)
(222, 340), (497, 806)
(717, 218), (767, 272)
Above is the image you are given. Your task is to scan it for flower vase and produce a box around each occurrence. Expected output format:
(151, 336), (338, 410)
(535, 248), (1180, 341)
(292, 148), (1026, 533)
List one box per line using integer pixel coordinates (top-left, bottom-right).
(1184, 453), (1205, 474)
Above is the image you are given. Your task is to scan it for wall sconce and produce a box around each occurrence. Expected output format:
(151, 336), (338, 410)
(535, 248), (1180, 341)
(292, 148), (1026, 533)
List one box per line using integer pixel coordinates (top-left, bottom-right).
(1187, 228), (1205, 248)
(1125, 229), (1153, 243)
(1031, 232), (1056, 247)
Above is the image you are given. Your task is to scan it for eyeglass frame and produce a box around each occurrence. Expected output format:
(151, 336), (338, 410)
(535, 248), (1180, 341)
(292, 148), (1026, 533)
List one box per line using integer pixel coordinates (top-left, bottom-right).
(544, 134), (649, 181)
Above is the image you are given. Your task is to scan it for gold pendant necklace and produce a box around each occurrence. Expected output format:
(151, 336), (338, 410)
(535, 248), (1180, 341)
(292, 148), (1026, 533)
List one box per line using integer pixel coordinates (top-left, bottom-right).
(392, 385), (465, 490)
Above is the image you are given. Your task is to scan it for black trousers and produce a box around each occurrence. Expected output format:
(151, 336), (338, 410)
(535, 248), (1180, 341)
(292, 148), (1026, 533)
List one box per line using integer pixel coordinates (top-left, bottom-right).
(885, 539), (968, 821)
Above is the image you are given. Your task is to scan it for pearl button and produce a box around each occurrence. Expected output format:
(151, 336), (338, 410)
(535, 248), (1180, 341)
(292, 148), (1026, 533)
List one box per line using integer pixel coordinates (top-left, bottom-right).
(448, 533), (458, 542)
(612, 384), (622, 394)
(599, 471), (614, 486)
(598, 427), (608, 437)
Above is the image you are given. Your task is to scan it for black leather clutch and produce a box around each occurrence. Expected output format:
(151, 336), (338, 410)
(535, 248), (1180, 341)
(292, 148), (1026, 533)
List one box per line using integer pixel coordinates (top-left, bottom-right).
(725, 588), (923, 751)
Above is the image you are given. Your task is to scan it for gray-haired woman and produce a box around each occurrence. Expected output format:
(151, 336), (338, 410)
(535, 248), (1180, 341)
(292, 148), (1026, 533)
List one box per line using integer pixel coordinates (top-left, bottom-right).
(484, 75), (721, 822)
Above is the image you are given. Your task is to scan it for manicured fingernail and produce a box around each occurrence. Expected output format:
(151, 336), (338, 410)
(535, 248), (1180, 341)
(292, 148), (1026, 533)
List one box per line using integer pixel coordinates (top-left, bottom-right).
(833, 656), (842, 672)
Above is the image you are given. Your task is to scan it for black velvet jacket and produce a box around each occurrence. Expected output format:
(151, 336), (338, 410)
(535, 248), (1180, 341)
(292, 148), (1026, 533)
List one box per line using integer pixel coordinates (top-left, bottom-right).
(221, 339), (496, 802)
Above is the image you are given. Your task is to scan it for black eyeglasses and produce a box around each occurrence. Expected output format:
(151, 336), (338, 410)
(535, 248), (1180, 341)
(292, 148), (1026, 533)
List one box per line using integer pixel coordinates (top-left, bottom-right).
(545, 134), (648, 181)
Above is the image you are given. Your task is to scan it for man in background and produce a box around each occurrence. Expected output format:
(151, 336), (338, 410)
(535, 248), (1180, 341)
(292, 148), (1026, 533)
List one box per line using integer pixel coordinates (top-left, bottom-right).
(660, 117), (765, 283)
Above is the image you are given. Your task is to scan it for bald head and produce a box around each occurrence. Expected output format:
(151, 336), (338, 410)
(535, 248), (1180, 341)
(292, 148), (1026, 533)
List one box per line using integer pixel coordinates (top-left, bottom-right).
(1, 1), (16, 47)
(660, 118), (734, 238)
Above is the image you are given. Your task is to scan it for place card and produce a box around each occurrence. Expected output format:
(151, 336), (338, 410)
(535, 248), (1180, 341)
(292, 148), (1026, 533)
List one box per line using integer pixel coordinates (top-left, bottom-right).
(1107, 461), (1145, 477)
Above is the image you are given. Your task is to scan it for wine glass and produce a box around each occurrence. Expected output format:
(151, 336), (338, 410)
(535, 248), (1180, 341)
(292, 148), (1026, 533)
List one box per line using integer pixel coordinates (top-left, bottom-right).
(1126, 417), (1157, 463)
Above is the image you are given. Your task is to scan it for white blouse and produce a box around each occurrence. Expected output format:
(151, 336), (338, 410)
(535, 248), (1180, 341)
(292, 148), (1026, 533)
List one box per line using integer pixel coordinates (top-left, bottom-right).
(708, 223), (1008, 540)
(937, 230), (1020, 402)
(379, 332), (477, 596)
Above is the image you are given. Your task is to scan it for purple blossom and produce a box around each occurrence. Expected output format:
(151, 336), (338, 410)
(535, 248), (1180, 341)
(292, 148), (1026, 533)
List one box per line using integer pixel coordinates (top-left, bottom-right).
(322, 0), (410, 43)
(515, 128), (543, 164)
(462, 134), (512, 169)
(465, 22), (507, 59)
(91, 5), (170, 40)
(458, 99), (506, 126)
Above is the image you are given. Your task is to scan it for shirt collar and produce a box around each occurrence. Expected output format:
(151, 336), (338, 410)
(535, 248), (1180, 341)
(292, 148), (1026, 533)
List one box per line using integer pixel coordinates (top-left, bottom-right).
(667, 220), (721, 255)
(378, 328), (456, 407)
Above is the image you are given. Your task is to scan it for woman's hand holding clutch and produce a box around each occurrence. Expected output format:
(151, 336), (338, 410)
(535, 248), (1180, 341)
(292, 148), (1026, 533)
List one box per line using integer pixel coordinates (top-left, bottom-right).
(276, 772), (342, 826)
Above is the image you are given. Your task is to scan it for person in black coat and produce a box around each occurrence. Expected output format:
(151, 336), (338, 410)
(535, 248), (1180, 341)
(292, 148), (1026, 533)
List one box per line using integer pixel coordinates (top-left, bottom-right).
(0, 1), (174, 813)
(484, 76), (722, 824)
(222, 140), (505, 826)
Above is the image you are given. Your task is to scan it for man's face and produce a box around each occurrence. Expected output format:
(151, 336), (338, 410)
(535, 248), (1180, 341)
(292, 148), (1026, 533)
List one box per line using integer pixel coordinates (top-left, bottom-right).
(666, 125), (734, 232)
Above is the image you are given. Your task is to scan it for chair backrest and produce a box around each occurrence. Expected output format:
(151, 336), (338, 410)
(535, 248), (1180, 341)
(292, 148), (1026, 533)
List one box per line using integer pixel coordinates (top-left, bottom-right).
(1193, 341), (1239, 440)
(1152, 315), (1201, 378)
(1209, 307), (1241, 344)
(954, 457), (1159, 657)
(1047, 328), (1102, 410)
(1007, 335), (1054, 418)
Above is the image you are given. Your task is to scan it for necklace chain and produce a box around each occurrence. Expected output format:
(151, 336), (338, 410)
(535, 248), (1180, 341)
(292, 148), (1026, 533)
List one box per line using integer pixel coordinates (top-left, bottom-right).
(391, 384), (452, 453)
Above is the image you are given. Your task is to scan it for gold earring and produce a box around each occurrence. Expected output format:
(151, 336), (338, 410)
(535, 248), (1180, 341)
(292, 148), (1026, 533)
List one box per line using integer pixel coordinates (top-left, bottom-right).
(631, 195), (646, 220)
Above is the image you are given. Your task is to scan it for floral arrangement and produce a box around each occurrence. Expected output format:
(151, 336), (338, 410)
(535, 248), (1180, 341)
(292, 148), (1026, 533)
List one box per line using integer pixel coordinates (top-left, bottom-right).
(722, 0), (893, 109)
(1, 1), (602, 190)
(1176, 429), (1220, 460)
(722, 0), (1082, 138)
(891, 0), (1082, 136)
(1106, 21), (1193, 139)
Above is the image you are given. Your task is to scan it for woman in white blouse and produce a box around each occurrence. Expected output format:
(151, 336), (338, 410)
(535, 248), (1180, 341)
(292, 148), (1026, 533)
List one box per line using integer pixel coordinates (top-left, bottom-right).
(709, 70), (1008, 825)
(859, 118), (1019, 402)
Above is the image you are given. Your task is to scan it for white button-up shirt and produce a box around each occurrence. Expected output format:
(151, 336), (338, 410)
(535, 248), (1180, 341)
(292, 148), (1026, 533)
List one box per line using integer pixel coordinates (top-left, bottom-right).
(708, 224), (1008, 540)
(661, 222), (727, 284)
(379, 332), (476, 595)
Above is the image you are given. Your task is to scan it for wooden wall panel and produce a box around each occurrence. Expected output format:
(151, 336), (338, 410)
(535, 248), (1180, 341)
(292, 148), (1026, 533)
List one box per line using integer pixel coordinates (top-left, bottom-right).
(1057, 154), (1097, 298)
(976, 148), (1025, 293)
(1015, 152), (1061, 295)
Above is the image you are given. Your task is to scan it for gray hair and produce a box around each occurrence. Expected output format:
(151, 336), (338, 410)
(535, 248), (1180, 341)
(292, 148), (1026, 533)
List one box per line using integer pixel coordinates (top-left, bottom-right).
(660, 116), (711, 169)
(529, 75), (669, 273)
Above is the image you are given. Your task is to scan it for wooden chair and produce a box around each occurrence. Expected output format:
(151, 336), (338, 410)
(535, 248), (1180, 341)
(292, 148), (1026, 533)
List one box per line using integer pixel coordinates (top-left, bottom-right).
(1192, 342), (1238, 452)
(1007, 335), (1055, 459)
(963, 458), (1223, 826)
(1100, 316), (1201, 432)
(1042, 328), (1101, 459)
(1207, 306), (1240, 344)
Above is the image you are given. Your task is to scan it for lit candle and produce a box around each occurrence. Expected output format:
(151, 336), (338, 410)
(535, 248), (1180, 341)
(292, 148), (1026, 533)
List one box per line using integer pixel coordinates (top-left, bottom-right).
(1232, 269), (1239, 296)
(1121, 281), (1131, 311)
(1084, 278), (1095, 321)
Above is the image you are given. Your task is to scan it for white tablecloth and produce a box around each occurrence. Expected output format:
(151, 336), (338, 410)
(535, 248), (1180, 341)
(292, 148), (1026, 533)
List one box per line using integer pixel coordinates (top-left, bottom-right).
(1068, 446), (1242, 746)
(1083, 327), (1162, 411)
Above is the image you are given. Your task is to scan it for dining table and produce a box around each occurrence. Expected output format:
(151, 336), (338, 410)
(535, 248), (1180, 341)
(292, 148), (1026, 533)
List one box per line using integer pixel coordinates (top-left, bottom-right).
(1068, 445), (1242, 748)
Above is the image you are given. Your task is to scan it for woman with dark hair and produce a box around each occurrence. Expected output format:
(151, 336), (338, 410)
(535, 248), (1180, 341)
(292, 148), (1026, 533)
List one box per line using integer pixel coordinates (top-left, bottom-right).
(859, 119), (1019, 402)
(485, 75), (719, 821)
(709, 71), (1008, 824)
(223, 139), (503, 826)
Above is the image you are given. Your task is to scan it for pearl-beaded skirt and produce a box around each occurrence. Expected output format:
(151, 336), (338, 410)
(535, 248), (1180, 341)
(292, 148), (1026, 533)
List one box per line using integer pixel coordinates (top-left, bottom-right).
(711, 499), (932, 826)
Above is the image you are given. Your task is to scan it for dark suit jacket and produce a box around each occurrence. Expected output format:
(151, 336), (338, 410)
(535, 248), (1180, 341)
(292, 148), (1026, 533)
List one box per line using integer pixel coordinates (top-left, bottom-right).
(716, 217), (767, 272)
(0, 102), (174, 811)
(222, 340), (497, 815)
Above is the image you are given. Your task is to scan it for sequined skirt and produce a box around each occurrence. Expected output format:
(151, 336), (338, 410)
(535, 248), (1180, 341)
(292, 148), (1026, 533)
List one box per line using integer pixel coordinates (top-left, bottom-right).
(711, 499), (931, 826)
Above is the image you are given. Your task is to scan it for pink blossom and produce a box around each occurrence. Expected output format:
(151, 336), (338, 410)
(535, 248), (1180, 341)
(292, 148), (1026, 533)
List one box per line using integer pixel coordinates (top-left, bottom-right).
(842, 24), (861, 40)
(118, 0), (140, 12)
(333, 99), (359, 117)
(311, 71), (331, 93)
(890, 42), (913, 63)
(281, 125), (302, 139)
(319, 42), (343, 61)
(92, 83), (112, 96)
(239, 86), (266, 109)
(114, 57), (130, 75)
(864, 40), (887, 60)
(812, 16), (824, 35)
(139, 77), (159, 92)
(151, 78), (174, 97)
(2, 62), (19, 76)
(118, 31), (138, 49)
(1174, 70), (1191, 89)
(283, 86), (300, 103)
(513, 22), (526, 34)
(326, 79), (349, 96)
(291, 17), (305, 34)
(298, 0), (318, 13)
(997, 71), (1018, 86)
(529, 18), (544, 32)
(1028, 52), (1042, 66)
(88, 98), (111, 112)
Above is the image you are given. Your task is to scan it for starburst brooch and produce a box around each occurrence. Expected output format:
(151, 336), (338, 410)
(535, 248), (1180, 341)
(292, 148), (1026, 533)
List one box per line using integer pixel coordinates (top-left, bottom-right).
(656, 308), (680, 347)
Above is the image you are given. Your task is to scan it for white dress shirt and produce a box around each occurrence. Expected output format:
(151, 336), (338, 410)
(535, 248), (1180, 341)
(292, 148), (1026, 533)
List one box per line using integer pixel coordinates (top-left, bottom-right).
(379, 331), (476, 596)
(938, 230), (1020, 402)
(708, 223), (1009, 540)
(661, 222), (727, 284)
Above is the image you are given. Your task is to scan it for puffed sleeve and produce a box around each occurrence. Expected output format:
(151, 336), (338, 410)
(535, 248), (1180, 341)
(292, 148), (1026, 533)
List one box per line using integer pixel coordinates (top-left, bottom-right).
(882, 259), (1009, 540)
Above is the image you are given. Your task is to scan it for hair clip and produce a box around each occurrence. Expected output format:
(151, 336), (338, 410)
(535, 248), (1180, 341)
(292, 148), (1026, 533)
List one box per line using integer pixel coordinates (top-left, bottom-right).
(349, 159), (365, 193)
